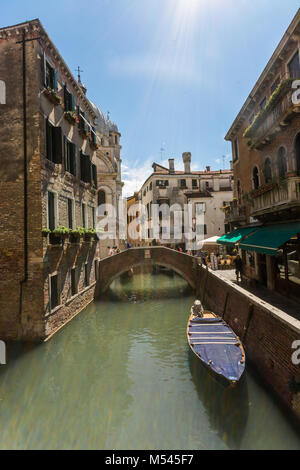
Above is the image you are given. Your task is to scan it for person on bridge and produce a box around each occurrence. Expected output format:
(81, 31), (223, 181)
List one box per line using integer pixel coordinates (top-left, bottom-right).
(126, 241), (132, 249)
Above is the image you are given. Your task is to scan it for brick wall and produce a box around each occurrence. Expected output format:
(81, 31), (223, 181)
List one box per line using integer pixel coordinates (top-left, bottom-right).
(198, 266), (300, 421)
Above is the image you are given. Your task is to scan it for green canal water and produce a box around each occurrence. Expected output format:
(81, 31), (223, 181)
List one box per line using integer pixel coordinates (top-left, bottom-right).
(0, 272), (299, 450)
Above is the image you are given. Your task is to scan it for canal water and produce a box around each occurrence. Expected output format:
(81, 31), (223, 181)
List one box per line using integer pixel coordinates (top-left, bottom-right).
(0, 272), (299, 450)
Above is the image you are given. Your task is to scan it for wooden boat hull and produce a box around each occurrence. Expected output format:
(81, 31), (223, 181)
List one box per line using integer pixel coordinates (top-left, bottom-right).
(187, 310), (245, 386)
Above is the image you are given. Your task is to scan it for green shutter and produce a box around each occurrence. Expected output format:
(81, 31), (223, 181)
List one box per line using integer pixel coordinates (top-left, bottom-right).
(53, 127), (63, 164)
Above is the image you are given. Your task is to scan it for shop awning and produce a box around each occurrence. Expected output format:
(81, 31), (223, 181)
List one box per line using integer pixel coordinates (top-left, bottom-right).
(239, 222), (300, 255)
(217, 227), (258, 246)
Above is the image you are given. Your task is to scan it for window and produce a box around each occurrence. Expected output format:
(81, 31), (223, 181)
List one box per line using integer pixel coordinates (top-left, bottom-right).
(192, 179), (198, 188)
(196, 224), (207, 235)
(196, 203), (206, 214)
(64, 138), (76, 175)
(150, 182), (152, 190)
(252, 166), (259, 189)
(156, 180), (169, 187)
(91, 127), (97, 145)
(44, 59), (57, 90)
(233, 138), (239, 162)
(82, 203), (87, 228)
(63, 85), (74, 112)
(264, 158), (272, 183)
(260, 97), (267, 110)
(143, 190), (146, 197)
(288, 51), (300, 79)
(180, 179), (186, 188)
(249, 113), (255, 125)
(80, 152), (92, 183)
(78, 106), (87, 132)
(70, 268), (77, 297)
(92, 164), (98, 188)
(91, 207), (96, 229)
(277, 147), (287, 178)
(237, 179), (242, 204)
(98, 190), (106, 206)
(67, 198), (74, 230)
(84, 263), (89, 287)
(46, 120), (63, 163)
(50, 274), (59, 310)
(271, 77), (280, 94)
(48, 191), (56, 230)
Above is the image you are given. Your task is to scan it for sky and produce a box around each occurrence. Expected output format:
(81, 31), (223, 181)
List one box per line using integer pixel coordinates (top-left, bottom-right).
(1, 0), (300, 195)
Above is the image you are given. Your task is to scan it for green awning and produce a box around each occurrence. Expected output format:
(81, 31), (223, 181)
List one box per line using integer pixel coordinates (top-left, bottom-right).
(239, 222), (300, 255)
(217, 227), (258, 246)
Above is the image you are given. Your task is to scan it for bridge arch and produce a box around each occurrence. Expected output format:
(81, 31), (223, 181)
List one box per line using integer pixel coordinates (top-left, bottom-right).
(95, 247), (199, 296)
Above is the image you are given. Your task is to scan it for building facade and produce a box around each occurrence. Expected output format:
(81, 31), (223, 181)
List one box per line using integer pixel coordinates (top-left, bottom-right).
(0, 20), (100, 341)
(133, 153), (233, 248)
(224, 9), (300, 299)
(90, 103), (124, 257)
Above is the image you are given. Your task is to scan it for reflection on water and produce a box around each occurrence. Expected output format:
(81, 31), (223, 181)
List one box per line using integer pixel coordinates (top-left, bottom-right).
(0, 272), (299, 450)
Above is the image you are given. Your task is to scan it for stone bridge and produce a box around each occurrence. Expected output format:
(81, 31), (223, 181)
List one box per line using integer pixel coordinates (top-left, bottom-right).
(95, 247), (200, 297)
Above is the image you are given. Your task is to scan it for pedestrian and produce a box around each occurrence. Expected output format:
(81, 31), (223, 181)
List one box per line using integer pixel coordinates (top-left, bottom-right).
(234, 254), (243, 283)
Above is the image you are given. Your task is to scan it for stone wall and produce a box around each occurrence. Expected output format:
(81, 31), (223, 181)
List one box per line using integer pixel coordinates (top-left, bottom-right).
(198, 265), (300, 421)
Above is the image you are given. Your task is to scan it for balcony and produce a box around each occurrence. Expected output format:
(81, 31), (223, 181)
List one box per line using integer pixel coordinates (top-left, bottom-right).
(244, 79), (300, 150)
(224, 204), (247, 224)
(250, 176), (300, 219)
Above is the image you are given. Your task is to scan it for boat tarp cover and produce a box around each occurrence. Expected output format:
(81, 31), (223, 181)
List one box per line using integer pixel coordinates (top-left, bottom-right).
(239, 222), (300, 255)
(217, 227), (257, 246)
(188, 320), (244, 381)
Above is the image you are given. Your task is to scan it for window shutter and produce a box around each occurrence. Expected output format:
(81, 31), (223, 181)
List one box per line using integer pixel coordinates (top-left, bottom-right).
(82, 112), (87, 131)
(80, 151), (84, 181)
(53, 69), (58, 91)
(71, 144), (76, 176)
(63, 85), (68, 111)
(43, 52), (47, 87)
(53, 127), (63, 164)
(92, 164), (97, 187)
(63, 136), (68, 171)
(70, 94), (75, 111)
(46, 118), (52, 160)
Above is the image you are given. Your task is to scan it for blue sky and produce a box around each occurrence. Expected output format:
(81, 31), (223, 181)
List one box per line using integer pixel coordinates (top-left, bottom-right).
(1, 0), (300, 195)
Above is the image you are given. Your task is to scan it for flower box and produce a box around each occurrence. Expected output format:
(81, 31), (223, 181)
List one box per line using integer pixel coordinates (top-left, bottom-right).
(64, 111), (78, 125)
(44, 87), (63, 106)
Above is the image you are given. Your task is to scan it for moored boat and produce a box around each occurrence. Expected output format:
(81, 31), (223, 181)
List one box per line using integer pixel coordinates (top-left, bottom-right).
(187, 302), (245, 385)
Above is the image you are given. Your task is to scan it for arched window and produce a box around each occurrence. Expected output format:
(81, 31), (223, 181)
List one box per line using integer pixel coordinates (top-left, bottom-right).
(295, 134), (300, 174)
(264, 158), (272, 183)
(277, 147), (287, 179)
(0, 80), (6, 104)
(98, 189), (106, 206)
(252, 166), (259, 189)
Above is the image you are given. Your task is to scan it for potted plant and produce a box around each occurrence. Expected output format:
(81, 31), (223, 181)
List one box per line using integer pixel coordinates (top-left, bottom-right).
(44, 87), (63, 107)
(42, 228), (51, 238)
(52, 225), (71, 240)
(84, 227), (97, 241)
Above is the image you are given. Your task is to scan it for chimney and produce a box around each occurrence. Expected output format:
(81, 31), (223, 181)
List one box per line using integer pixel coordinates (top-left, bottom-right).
(168, 158), (175, 173)
(206, 165), (211, 172)
(182, 152), (191, 174)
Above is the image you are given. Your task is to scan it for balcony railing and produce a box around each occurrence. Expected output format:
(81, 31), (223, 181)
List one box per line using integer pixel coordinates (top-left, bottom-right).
(250, 176), (300, 218)
(244, 79), (300, 149)
(224, 204), (246, 224)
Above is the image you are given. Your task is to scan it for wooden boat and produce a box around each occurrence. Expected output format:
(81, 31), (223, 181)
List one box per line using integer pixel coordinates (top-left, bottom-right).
(187, 305), (245, 386)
